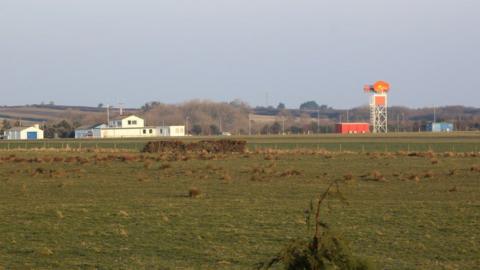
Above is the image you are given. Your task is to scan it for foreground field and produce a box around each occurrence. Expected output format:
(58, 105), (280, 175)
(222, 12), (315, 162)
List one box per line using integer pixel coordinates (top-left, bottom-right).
(0, 148), (479, 269)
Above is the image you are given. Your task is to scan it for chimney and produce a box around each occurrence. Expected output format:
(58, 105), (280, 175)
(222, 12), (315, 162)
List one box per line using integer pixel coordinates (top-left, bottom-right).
(33, 124), (40, 129)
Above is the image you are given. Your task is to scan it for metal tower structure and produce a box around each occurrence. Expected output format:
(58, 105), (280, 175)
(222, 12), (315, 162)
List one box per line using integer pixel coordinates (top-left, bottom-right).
(364, 81), (390, 133)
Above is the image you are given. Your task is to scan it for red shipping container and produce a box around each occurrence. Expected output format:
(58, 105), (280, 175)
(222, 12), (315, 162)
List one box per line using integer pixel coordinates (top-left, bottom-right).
(336, 123), (370, 134)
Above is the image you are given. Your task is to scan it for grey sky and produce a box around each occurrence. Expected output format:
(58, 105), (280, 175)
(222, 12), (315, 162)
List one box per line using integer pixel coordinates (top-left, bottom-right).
(1, 0), (479, 108)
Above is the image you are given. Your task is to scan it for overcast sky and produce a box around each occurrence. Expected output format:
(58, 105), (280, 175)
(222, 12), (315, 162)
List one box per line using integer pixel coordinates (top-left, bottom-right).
(0, 0), (478, 108)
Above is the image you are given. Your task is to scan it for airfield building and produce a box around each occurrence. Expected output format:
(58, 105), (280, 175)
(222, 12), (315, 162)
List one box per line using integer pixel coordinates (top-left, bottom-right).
(74, 115), (185, 139)
(426, 122), (454, 132)
(336, 123), (370, 134)
(5, 124), (44, 140)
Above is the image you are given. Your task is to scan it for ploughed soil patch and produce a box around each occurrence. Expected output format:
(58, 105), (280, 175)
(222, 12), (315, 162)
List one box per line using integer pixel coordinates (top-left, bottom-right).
(142, 140), (247, 154)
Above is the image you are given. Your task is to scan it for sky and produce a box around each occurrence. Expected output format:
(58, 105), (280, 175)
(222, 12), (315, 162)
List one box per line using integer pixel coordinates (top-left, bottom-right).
(0, 0), (479, 109)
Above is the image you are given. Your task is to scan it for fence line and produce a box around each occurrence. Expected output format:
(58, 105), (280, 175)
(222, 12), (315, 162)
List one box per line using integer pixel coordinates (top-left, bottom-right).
(0, 141), (479, 153)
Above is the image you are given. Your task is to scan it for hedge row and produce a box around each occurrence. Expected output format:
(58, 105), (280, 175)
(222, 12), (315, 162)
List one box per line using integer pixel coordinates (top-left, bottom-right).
(142, 140), (247, 154)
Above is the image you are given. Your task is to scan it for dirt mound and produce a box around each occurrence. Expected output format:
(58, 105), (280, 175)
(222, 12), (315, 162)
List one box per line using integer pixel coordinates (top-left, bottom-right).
(142, 140), (247, 154)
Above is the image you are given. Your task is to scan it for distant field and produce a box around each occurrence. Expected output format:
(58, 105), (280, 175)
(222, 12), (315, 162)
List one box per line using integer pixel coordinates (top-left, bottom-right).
(0, 148), (479, 269)
(1, 132), (480, 152)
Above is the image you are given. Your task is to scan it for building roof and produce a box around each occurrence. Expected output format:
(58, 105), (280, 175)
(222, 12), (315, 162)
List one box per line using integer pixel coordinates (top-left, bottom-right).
(76, 123), (106, 130)
(7, 127), (26, 132)
(110, 114), (142, 121)
(7, 126), (42, 132)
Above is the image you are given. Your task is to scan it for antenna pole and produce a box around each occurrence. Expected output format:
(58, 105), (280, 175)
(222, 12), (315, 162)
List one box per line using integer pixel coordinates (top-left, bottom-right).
(248, 114), (252, 136)
(107, 104), (110, 126)
(317, 110), (320, 133)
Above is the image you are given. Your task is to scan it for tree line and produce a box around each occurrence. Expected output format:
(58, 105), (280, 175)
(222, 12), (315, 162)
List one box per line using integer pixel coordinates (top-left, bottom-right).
(1, 100), (480, 137)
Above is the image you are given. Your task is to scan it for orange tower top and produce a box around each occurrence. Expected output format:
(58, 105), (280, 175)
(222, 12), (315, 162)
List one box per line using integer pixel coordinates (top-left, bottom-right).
(364, 81), (390, 94)
(373, 81), (390, 93)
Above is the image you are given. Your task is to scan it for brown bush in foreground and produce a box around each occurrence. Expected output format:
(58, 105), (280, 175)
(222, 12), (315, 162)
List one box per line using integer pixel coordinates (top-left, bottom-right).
(142, 140), (247, 154)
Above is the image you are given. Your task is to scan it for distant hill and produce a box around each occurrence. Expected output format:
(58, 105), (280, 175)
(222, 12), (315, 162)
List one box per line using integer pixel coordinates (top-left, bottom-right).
(0, 105), (138, 125)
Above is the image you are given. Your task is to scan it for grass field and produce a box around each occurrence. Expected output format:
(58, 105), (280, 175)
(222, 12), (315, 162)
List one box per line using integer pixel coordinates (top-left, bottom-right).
(0, 135), (479, 269)
(1, 132), (480, 152)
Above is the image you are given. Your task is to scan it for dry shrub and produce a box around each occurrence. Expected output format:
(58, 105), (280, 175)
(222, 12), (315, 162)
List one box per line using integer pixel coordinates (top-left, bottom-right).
(424, 171), (434, 178)
(56, 210), (64, 219)
(370, 171), (385, 181)
(424, 151), (436, 159)
(142, 140), (247, 154)
(431, 158), (439, 165)
(250, 175), (263, 182)
(188, 188), (201, 198)
(470, 165), (480, 172)
(408, 174), (420, 182)
(119, 154), (136, 162)
(13, 157), (27, 163)
(158, 163), (172, 170)
(137, 175), (148, 182)
(64, 156), (77, 163)
(143, 161), (153, 169)
(32, 167), (65, 178)
(264, 155), (273, 160)
(118, 228), (128, 237)
(447, 169), (457, 176)
(443, 152), (455, 157)
(221, 173), (232, 181)
(449, 186), (457, 192)
(78, 157), (90, 164)
(279, 169), (302, 177)
(344, 173), (354, 181)
(53, 156), (64, 162)
(118, 210), (129, 218)
(38, 247), (54, 256)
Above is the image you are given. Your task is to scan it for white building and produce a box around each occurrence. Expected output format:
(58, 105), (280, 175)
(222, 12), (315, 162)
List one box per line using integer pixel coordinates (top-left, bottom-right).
(75, 115), (185, 139)
(108, 115), (145, 129)
(74, 124), (107, 139)
(5, 124), (44, 140)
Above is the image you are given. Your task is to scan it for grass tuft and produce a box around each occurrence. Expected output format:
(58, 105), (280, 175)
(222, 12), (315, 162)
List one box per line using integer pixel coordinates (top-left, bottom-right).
(188, 188), (201, 198)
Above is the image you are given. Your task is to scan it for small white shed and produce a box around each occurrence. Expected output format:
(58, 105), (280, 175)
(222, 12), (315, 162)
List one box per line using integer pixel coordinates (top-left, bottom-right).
(5, 124), (44, 140)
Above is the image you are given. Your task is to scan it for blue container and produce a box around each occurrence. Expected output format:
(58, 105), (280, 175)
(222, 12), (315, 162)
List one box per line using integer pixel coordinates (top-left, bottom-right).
(426, 122), (454, 132)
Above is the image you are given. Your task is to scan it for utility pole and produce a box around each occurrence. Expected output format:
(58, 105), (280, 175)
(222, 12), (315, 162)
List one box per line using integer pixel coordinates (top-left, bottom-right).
(397, 114), (400, 132)
(185, 116), (189, 135)
(317, 110), (320, 134)
(107, 104), (110, 126)
(118, 102), (124, 116)
(433, 106), (436, 123)
(282, 117), (285, 135)
(248, 114), (252, 136)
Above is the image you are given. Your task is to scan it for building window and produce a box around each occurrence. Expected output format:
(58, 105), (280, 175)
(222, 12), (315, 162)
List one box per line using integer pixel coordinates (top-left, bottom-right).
(132, 120), (137, 125)
(143, 129), (146, 134)
(128, 120), (131, 125)
(149, 129), (153, 134)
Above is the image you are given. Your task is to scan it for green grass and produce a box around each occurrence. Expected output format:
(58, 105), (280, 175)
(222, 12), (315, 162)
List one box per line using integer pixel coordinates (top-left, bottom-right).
(0, 147), (479, 269)
(1, 132), (480, 152)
